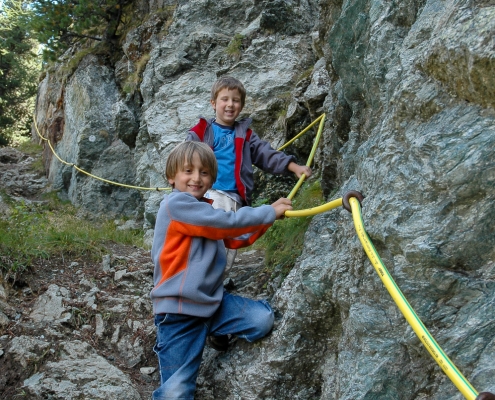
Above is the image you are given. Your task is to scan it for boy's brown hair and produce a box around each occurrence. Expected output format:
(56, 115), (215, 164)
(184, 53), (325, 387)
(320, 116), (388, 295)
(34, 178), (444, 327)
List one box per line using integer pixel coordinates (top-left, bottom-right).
(210, 75), (246, 107)
(166, 141), (218, 184)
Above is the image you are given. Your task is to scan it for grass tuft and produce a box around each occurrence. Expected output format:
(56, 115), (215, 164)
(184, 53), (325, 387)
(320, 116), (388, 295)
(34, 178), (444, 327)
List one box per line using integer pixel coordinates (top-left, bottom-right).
(122, 53), (151, 94)
(0, 190), (144, 282)
(225, 33), (244, 59)
(254, 180), (323, 280)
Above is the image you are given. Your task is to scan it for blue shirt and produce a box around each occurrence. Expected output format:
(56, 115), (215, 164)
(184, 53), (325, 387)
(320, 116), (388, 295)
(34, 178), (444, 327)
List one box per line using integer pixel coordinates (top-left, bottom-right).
(212, 122), (237, 192)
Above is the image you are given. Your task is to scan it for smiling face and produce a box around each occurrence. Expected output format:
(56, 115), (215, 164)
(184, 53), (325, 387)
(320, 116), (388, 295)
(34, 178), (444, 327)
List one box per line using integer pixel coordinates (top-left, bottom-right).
(210, 87), (243, 126)
(168, 151), (213, 200)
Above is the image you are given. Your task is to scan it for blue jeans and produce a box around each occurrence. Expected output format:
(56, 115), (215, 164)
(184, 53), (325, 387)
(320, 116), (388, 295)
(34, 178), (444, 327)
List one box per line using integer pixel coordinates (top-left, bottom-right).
(152, 291), (274, 400)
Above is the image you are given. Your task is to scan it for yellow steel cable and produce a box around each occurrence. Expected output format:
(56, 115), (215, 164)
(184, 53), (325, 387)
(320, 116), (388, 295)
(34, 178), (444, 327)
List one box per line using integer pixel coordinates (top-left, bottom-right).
(33, 115), (171, 191)
(287, 176), (306, 201)
(285, 197), (342, 217)
(286, 114), (326, 200)
(277, 114), (325, 151)
(34, 113), (327, 193)
(285, 193), (481, 398)
(348, 196), (479, 400)
(305, 113), (326, 168)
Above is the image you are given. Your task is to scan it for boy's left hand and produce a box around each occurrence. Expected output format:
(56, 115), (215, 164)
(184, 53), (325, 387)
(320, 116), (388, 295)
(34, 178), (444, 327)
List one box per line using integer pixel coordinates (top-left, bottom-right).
(288, 162), (312, 178)
(271, 198), (293, 219)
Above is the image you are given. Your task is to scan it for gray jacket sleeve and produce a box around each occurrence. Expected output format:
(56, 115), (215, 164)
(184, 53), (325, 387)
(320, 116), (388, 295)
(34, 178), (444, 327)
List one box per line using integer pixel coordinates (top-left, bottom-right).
(248, 131), (296, 175)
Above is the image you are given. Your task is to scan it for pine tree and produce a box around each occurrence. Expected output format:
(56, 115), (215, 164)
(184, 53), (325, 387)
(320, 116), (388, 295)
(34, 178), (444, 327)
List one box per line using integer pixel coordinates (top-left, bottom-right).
(0, 0), (39, 145)
(29, 0), (133, 61)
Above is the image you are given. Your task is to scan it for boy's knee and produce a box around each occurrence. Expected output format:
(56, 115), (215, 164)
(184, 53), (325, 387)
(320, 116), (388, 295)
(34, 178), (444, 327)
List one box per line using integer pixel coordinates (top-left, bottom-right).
(253, 301), (274, 339)
(262, 308), (275, 335)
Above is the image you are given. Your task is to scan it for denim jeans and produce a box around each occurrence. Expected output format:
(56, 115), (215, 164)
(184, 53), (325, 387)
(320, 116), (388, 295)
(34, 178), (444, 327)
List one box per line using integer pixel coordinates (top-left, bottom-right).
(152, 291), (274, 400)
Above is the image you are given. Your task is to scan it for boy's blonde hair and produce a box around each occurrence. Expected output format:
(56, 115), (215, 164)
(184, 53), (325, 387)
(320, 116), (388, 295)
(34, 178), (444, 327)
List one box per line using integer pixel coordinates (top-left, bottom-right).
(166, 141), (218, 183)
(211, 76), (246, 108)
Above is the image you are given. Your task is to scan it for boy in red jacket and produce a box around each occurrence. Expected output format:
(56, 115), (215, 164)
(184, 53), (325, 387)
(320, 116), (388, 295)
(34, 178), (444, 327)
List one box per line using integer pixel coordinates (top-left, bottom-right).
(186, 77), (311, 349)
(187, 75), (311, 207)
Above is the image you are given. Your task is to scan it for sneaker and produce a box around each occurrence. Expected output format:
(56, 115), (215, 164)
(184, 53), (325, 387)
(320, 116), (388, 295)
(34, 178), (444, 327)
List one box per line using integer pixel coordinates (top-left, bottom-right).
(207, 335), (229, 351)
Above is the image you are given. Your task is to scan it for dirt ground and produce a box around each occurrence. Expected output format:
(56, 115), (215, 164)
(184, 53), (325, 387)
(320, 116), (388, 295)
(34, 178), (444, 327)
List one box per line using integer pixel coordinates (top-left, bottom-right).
(0, 242), (158, 399)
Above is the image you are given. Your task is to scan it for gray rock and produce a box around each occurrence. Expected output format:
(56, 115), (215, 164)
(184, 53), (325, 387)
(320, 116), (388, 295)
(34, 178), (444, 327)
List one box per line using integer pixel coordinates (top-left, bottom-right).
(8, 336), (51, 368)
(0, 311), (9, 328)
(102, 254), (112, 272)
(22, 340), (141, 400)
(29, 284), (71, 324)
(0, 283), (8, 300)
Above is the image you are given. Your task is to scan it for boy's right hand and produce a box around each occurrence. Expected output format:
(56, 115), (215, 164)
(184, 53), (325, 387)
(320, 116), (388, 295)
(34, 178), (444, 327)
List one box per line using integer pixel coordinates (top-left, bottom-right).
(271, 198), (293, 219)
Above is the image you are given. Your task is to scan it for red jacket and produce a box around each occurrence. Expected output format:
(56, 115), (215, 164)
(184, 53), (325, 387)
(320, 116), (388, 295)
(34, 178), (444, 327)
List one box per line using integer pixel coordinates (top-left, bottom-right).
(186, 117), (296, 205)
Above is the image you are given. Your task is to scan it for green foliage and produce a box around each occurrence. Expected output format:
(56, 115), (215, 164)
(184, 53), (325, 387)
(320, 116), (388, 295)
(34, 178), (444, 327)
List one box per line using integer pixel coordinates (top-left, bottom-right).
(297, 66), (314, 83)
(15, 138), (45, 173)
(0, 0), (40, 145)
(56, 47), (94, 79)
(255, 180), (324, 279)
(28, 0), (134, 61)
(252, 197), (269, 207)
(0, 190), (144, 282)
(15, 136), (43, 155)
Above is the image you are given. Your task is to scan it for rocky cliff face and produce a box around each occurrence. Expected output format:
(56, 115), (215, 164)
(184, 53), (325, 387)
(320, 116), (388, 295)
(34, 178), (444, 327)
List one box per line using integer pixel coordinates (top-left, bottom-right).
(29, 0), (495, 398)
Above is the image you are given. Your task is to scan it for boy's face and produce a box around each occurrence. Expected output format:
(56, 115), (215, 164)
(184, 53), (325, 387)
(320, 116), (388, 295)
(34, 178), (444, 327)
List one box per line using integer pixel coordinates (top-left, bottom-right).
(210, 88), (243, 126)
(168, 152), (213, 199)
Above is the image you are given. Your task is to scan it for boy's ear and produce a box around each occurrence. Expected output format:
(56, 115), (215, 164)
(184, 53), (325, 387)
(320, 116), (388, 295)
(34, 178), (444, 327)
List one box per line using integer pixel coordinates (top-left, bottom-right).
(168, 178), (175, 187)
(210, 99), (216, 111)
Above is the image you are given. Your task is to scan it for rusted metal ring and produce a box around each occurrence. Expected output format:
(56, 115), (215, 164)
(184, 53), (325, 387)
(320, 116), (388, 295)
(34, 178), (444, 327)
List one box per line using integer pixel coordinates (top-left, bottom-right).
(342, 190), (365, 213)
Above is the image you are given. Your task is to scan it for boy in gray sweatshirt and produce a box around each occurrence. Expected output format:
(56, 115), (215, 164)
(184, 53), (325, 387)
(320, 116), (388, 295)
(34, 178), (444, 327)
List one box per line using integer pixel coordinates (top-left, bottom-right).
(151, 141), (292, 399)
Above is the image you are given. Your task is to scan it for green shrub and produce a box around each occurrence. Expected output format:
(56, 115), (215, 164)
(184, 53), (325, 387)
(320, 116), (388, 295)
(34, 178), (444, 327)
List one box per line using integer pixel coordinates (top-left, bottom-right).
(15, 138), (43, 155)
(14, 139), (45, 173)
(122, 53), (150, 94)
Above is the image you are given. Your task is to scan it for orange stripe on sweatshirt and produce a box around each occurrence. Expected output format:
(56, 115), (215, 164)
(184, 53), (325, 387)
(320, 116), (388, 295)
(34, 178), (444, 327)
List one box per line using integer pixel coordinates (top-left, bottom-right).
(157, 219), (271, 286)
(157, 229), (192, 286)
(173, 219), (271, 242)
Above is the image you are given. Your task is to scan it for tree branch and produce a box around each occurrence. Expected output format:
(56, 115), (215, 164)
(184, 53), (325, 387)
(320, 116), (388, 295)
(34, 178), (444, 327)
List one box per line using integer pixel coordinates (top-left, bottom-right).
(62, 32), (102, 41)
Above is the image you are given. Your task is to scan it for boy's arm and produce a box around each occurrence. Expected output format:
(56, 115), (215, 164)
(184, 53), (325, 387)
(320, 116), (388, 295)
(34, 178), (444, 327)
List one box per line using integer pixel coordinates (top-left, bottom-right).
(185, 117), (210, 142)
(168, 192), (276, 243)
(185, 130), (201, 142)
(224, 198), (292, 249)
(248, 132), (297, 175)
(186, 131), (200, 141)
